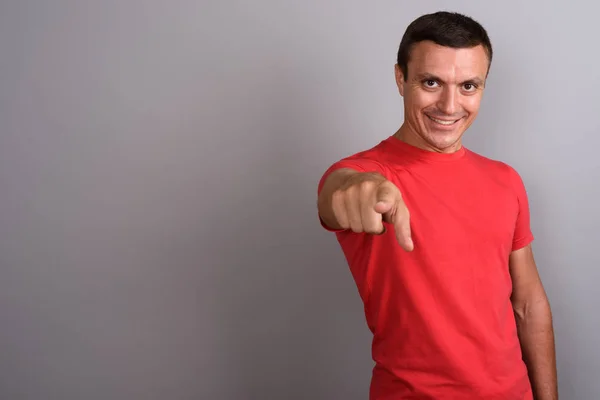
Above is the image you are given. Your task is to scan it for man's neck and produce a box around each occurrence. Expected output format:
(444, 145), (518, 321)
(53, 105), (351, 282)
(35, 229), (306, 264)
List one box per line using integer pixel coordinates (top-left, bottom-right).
(393, 124), (463, 154)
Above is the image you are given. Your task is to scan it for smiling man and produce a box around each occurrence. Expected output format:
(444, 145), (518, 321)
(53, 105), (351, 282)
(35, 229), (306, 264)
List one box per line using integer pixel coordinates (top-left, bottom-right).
(317, 11), (558, 400)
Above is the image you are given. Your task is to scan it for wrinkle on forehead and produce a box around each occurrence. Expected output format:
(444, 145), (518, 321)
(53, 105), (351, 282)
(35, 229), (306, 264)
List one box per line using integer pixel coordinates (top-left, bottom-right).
(408, 41), (489, 83)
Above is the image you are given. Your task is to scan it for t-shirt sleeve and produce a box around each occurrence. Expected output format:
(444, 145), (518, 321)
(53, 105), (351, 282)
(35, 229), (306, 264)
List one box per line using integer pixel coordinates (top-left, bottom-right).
(509, 166), (535, 251)
(317, 156), (390, 196)
(317, 155), (391, 232)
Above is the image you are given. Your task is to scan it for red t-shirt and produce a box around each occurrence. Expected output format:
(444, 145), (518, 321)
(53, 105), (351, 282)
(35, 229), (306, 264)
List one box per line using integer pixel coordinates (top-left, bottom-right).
(318, 136), (535, 400)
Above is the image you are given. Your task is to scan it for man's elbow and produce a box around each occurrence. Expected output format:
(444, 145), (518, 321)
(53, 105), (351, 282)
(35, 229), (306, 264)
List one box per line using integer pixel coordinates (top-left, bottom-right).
(512, 292), (553, 326)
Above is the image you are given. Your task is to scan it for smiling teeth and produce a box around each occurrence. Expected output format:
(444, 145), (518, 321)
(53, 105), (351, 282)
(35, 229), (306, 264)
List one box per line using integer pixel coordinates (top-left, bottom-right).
(429, 116), (457, 125)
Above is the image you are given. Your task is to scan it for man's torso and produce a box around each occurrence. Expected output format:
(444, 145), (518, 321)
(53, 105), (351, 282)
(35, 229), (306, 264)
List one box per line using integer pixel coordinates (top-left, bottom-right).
(320, 137), (534, 399)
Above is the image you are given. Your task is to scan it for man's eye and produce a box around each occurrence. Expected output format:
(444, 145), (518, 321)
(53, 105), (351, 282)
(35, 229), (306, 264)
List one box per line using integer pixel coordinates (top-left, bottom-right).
(424, 80), (438, 88)
(463, 83), (477, 91)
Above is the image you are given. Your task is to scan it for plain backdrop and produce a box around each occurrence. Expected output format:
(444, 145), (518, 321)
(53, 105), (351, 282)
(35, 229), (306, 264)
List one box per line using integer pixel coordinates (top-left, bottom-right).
(1, 1), (598, 399)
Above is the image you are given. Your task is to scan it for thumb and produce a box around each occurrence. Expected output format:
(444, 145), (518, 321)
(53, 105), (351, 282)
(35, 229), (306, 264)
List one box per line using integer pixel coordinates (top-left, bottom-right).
(373, 184), (400, 214)
(373, 200), (393, 215)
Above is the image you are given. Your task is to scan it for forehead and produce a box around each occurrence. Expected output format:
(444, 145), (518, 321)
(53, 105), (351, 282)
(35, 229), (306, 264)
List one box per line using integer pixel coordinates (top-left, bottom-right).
(407, 41), (489, 81)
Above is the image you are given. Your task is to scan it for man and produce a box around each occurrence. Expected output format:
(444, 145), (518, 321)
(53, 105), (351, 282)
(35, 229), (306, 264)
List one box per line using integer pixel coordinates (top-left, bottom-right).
(317, 11), (558, 400)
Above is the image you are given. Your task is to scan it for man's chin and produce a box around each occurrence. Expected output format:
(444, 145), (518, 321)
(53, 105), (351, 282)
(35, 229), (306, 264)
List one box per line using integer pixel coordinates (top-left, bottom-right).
(423, 131), (464, 152)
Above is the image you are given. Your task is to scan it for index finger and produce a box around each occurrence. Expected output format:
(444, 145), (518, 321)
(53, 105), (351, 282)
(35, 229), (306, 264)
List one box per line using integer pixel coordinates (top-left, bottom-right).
(393, 203), (413, 251)
(375, 183), (414, 251)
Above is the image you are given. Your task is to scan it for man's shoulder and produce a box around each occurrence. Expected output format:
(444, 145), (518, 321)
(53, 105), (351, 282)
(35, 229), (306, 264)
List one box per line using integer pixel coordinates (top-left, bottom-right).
(323, 140), (396, 174)
(465, 149), (527, 195)
(466, 148), (519, 176)
(339, 140), (390, 162)
(318, 139), (392, 185)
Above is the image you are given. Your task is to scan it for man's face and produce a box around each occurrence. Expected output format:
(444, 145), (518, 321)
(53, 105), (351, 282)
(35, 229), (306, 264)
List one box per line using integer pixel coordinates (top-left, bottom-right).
(395, 41), (489, 153)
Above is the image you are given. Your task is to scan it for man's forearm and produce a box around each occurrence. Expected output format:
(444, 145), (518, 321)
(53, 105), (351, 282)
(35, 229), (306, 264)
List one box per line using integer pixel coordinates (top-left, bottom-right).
(514, 298), (558, 400)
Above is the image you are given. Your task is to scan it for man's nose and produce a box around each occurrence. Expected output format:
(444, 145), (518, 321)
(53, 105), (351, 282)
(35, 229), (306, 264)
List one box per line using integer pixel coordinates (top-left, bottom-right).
(437, 87), (458, 115)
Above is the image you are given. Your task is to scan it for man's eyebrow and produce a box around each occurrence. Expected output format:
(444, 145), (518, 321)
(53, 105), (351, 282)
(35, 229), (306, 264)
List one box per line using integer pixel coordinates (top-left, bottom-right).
(463, 77), (485, 86)
(414, 73), (484, 86)
(414, 73), (443, 82)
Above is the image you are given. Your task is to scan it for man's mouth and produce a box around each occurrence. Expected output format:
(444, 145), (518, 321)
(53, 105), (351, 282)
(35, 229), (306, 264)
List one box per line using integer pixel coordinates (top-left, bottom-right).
(426, 115), (460, 126)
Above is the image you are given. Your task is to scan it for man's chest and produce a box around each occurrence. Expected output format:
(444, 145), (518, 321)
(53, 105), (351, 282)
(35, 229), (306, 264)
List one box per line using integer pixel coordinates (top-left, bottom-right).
(392, 172), (519, 256)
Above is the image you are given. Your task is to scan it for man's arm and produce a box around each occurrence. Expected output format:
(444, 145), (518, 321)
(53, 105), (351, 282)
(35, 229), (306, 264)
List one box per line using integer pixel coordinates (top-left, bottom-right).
(509, 244), (558, 399)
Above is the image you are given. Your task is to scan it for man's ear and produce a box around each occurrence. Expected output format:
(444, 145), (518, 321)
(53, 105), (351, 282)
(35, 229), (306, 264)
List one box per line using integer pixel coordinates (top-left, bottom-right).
(394, 64), (405, 97)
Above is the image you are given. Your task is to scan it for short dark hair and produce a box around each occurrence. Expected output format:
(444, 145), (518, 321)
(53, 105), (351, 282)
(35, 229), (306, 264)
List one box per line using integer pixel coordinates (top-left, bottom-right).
(397, 11), (493, 79)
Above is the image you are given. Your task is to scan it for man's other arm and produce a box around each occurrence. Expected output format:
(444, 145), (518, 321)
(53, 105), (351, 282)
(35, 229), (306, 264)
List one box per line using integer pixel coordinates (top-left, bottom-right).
(509, 244), (558, 399)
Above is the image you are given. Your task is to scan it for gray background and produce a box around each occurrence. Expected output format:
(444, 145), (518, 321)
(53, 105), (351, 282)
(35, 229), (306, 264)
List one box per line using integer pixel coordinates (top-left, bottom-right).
(0, 0), (597, 399)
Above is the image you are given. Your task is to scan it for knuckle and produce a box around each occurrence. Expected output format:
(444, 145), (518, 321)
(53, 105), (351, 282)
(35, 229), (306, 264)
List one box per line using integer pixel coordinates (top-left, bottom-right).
(363, 215), (382, 234)
(362, 221), (374, 233)
(332, 190), (344, 203)
(344, 185), (360, 201)
(332, 209), (347, 228)
(366, 225), (382, 235)
(359, 179), (375, 189)
(359, 180), (378, 194)
(350, 222), (363, 233)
